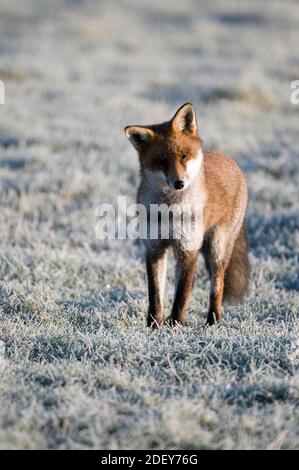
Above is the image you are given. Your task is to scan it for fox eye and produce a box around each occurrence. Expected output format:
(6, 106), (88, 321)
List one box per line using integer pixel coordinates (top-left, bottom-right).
(181, 152), (188, 160)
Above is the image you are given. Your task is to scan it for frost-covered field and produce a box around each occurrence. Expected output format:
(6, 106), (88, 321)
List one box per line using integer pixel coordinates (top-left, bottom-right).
(0, 0), (298, 450)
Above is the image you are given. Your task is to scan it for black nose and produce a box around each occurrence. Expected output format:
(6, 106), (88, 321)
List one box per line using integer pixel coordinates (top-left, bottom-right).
(174, 180), (184, 190)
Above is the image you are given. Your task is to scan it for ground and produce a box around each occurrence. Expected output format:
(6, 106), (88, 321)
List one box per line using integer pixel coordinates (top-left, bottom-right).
(0, 0), (298, 450)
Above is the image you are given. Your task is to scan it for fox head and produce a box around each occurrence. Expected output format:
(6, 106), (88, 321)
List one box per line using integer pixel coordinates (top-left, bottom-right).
(124, 103), (203, 191)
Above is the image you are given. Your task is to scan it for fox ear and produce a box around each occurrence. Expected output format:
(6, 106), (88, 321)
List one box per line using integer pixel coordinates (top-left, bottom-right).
(124, 126), (154, 151)
(172, 103), (197, 135)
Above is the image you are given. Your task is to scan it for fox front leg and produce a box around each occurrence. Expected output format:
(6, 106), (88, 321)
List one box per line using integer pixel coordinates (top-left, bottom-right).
(145, 248), (168, 329)
(168, 249), (198, 326)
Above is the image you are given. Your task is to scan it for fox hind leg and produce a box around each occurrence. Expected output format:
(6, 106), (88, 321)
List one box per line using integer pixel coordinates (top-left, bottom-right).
(206, 266), (225, 325)
(202, 227), (234, 325)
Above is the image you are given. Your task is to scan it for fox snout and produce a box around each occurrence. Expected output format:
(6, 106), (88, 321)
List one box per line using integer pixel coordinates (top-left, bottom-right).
(167, 178), (185, 191)
(173, 180), (185, 190)
(166, 157), (202, 191)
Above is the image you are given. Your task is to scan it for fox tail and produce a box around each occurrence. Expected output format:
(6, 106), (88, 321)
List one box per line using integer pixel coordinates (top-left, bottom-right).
(223, 222), (250, 304)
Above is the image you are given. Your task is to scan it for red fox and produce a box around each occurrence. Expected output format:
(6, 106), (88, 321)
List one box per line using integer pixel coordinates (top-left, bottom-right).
(125, 103), (250, 327)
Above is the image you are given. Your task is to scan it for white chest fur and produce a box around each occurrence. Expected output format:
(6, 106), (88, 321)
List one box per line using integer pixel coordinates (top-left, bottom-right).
(138, 175), (205, 252)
